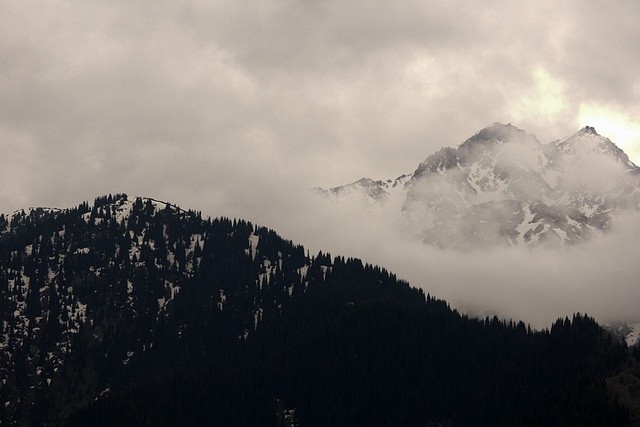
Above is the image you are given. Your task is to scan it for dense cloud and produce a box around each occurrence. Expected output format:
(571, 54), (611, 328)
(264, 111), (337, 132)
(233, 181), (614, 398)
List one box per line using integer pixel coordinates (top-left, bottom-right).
(265, 187), (640, 328)
(1, 1), (640, 325)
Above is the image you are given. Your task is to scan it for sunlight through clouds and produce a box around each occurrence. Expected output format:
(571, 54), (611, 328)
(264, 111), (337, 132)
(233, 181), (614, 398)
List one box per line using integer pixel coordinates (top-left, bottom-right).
(532, 68), (565, 119)
(513, 67), (566, 122)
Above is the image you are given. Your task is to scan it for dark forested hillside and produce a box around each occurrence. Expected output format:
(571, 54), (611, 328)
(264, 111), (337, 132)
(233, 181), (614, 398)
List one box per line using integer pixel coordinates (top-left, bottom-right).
(0, 195), (633, 425)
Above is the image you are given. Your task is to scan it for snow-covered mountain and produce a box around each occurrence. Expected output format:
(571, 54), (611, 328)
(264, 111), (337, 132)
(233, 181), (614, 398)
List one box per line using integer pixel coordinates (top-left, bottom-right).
(318, 123), (640, 249)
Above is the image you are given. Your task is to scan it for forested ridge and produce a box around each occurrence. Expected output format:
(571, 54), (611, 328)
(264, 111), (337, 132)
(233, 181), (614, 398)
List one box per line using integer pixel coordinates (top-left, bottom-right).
(0, 194), (636, 425)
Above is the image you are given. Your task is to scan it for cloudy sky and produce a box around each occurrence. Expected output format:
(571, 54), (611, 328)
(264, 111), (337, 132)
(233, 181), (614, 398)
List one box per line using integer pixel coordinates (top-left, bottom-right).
(2, 1), (640, 325)
(2, 0), (640, 217)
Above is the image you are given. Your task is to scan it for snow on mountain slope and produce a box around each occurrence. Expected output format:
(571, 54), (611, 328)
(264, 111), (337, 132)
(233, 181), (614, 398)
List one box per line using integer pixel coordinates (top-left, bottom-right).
(316, 175), (410, 204)
(625, 323), (640, 347)
(317, 123), (640, 249)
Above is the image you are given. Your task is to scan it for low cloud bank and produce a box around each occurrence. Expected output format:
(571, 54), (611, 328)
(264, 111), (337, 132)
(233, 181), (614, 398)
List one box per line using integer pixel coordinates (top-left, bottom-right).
(242, 182), (640, 329)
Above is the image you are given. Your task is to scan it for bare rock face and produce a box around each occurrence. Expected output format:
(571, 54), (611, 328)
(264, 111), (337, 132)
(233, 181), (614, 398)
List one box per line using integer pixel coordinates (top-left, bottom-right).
(318, 123), (640, 249)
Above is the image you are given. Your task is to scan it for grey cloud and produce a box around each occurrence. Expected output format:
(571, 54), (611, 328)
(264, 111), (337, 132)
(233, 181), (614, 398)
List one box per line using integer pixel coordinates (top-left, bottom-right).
(557, 1), (640, 105)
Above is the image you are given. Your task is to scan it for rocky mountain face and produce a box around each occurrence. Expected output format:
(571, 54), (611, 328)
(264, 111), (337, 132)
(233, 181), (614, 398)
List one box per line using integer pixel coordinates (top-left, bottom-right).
(0, 194), (636, 425)
(319, 123), (640, 249)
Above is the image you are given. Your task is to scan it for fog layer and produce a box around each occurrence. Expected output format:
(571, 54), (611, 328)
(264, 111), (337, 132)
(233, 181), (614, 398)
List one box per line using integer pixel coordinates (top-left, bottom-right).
(256, 185), (640, 328)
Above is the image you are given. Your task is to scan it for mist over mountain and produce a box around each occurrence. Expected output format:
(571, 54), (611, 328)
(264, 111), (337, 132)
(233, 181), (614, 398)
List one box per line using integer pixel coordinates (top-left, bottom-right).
(0, 194), (637, 425)
(318, 123), (640, 249)
(308, 123), (640, 333)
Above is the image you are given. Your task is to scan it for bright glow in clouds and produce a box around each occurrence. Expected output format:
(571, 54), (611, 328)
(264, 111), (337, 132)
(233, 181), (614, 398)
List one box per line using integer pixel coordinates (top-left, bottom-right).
(578, 104), (640, 165)
(532, 68), (566, 119)
(513, 68), (566, 122)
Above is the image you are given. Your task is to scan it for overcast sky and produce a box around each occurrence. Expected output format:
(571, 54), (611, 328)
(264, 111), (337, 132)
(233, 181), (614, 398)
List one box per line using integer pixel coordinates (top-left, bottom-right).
(2, 1), (640, 325)
(2, 0), (639, 217)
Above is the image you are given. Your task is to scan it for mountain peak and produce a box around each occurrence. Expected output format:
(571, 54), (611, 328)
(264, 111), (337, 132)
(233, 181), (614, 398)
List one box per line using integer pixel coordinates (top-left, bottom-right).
(559, 126), (627, 152)
(579, 126), (599, 136)
(478, 122), (525, 136)
(553, 127), (640, 173)
(460, 122), (538, 150)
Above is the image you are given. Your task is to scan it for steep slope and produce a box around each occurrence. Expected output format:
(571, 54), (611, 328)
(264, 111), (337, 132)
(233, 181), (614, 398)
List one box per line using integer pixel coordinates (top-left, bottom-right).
(0, 195), (634, 425)
(318, 123), (640, 249)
